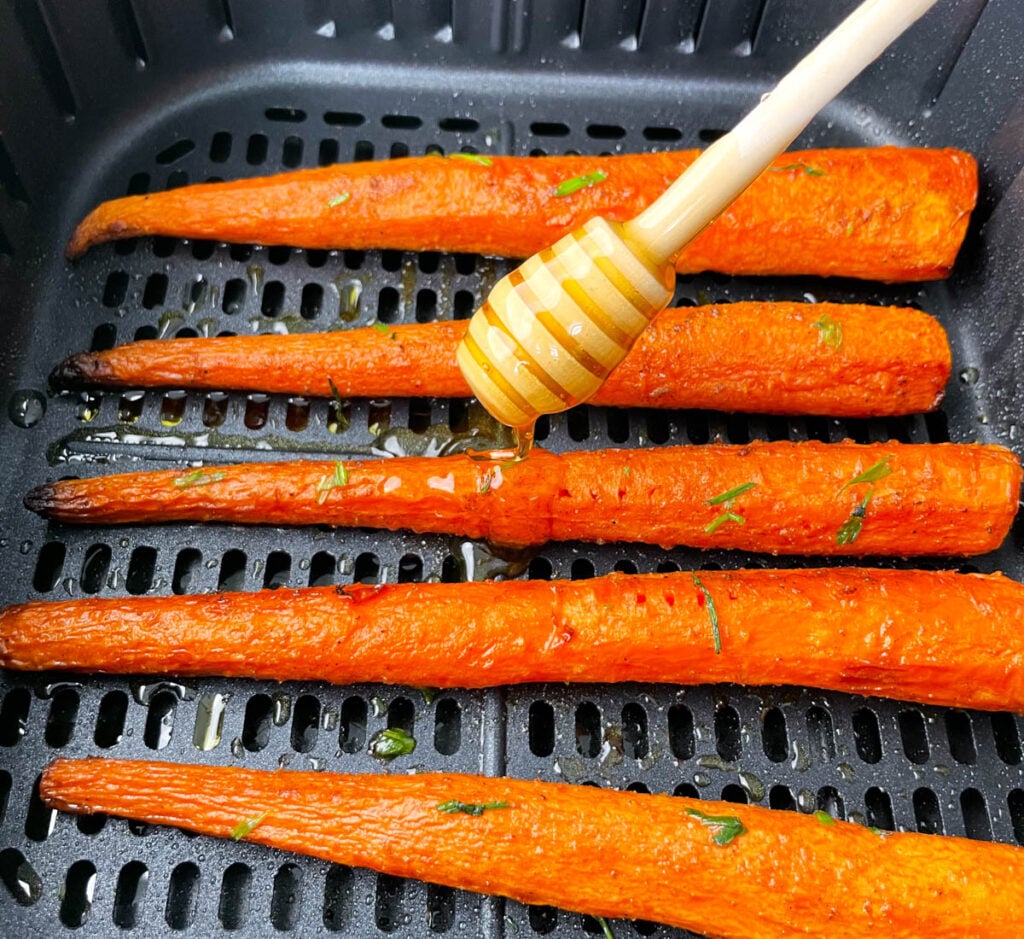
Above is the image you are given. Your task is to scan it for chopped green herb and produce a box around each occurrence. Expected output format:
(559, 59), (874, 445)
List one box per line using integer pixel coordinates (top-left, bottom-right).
(437, 799), (510, 816)
(368, 421), (383, 436)
(478, 469), (495, 494)
(173, 469), (225, 489)
(836, 489), (874, 545)
(814, 810), (836, 826)
(553, 170), (608, 197)
(595, 916), (616, 939)
(327, 192), (351, 207)
(770, 162), (826, 177)
(368, 727), (416, 760)
(845, 222), (855, 236)
(315, 461), (349, 504)
(230, 811), (267, 840)
(839, 456), (893, 492)
(685, 808), (747, 846)
(704, 511), (745, 534)
(449, 153), (493, 166)
(869, 826), (890, 837)
(813, 314), (844, 349)
(706, 481), (756, 506)
(326, 377), (350, 431)
(622, 466), (631, 478)
(691, 574), (721, 654)
(371, 321), (390, 334)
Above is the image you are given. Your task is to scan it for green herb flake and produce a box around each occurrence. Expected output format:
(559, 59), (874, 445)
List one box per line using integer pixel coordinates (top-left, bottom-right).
(869, 826), (890, 837)
(836, 490), (873, 546)
(691, 574), (722, 654)
(315, 461), (349, 504)
(230, 811), (268, 840)
(553, 170), (608, 198)
(371, 321), (391, 334)
(449, 153), (493, 166)
(596, 916), (616, 939)
(368, 422), (383, 436)
(814, 810), (836, 826)
(813, 314), (844, 349)
(770, 162), (826, 177)
(706, 481), (756, 506)
(326, 377), (350, 432)
(327, 192), (351, 207)
(845, 222), (855, 237)
(173, 469), (225, 489)
(478, 469), (495, 494)
(685, 808), (747, 846)
(622, 466), (631, 478)
(839, 456), (893, 492)
(437, 799), (510, 816)
(704, 511), (745, 534)
(368, 727), (416, 761)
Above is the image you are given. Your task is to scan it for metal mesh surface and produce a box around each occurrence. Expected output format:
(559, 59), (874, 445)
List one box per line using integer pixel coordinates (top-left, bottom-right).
(2, 1), (1023, 936)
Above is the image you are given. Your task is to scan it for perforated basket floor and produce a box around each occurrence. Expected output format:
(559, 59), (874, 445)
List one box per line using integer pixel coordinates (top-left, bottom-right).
(2, 2), (1024, 937)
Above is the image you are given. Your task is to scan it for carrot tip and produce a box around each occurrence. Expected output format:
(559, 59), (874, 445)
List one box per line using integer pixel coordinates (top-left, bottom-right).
(23, 484), (57, 517)
(51, 352), (105, 390)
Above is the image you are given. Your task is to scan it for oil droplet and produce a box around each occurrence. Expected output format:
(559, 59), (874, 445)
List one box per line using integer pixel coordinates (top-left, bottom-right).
(692, 772), (712, 788)
(336, 279), (363, 321)
(959, 366), (979, 384)
(738, 771), (765, 802)
(8, 389), (46, 428)
(0, 850), (43, 906)
(697, 754), (736, 773)
(797, 789), (816, 813)
(272, 693), (292, 726)
(131, 680), (197, 705)
(838, 762), (856, 781)
(19, 540), (33, 555)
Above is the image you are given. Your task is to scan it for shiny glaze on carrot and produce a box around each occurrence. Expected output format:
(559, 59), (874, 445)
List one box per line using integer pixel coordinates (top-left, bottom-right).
(51, 302), (951, 418)
(23, 442), (1020, 556)
(5, 569), (1023, 712)
(67, 148), (977, 282)
(41, 759), (1024, 939)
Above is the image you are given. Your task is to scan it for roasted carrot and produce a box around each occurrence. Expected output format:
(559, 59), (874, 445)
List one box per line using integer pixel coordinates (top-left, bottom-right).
(6, 569), (1024, 712)
(67, 148), (977, 282)
(22, 442), (1021, 556)
(50, 302), (951, 418)
(41, 758), (1024, 938)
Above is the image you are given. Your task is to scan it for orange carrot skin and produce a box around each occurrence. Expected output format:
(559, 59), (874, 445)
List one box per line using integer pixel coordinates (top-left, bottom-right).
(41, 759), (1024, 939)
(67, 148), (977, 282)
(23, 442), (1021, 556)
(51, 302), (952, 418)
(4, 570), (1024, 712)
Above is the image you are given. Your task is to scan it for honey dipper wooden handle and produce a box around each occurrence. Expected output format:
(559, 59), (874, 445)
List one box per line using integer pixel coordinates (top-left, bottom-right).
(626, 0), (940, 263)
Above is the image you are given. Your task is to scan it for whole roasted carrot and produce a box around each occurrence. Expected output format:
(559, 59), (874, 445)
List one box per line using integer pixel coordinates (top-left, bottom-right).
(67, 148), (977, 282)
(50, 302), (951, 418)
(5, 569), (1023, 712)
(41, 759), (1024, 938)
(22, 442), (1021, 556)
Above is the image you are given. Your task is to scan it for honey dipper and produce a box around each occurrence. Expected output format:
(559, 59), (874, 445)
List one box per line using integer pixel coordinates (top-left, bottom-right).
(456, 0), (939, 456)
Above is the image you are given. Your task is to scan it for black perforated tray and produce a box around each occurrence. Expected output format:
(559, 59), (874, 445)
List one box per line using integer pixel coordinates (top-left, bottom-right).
(2, 2), (1024, 937)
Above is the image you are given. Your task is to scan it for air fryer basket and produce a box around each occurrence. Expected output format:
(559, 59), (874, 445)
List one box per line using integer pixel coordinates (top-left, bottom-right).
(2, 1), (1023, 936)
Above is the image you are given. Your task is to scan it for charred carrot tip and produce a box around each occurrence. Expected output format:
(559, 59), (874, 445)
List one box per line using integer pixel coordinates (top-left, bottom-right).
(23, 484), (56, 517)
(50, 353), (105, 390)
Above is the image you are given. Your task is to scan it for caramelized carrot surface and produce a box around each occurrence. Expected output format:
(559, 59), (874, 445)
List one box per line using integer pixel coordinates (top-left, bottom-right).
(5, 569), (1024, 712)
(67, 148), (977, 282)
(41, 759), (1024, 939)
(51, 302), (952, 418)
(23, 442), (1021, 556)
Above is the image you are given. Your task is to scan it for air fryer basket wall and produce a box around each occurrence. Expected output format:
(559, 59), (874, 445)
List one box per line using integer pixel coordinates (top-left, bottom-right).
(1, 1), (1023, 936)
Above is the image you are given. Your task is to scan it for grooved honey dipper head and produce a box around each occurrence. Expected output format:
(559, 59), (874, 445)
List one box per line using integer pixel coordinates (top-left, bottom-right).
(456, 217), (674, 430)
